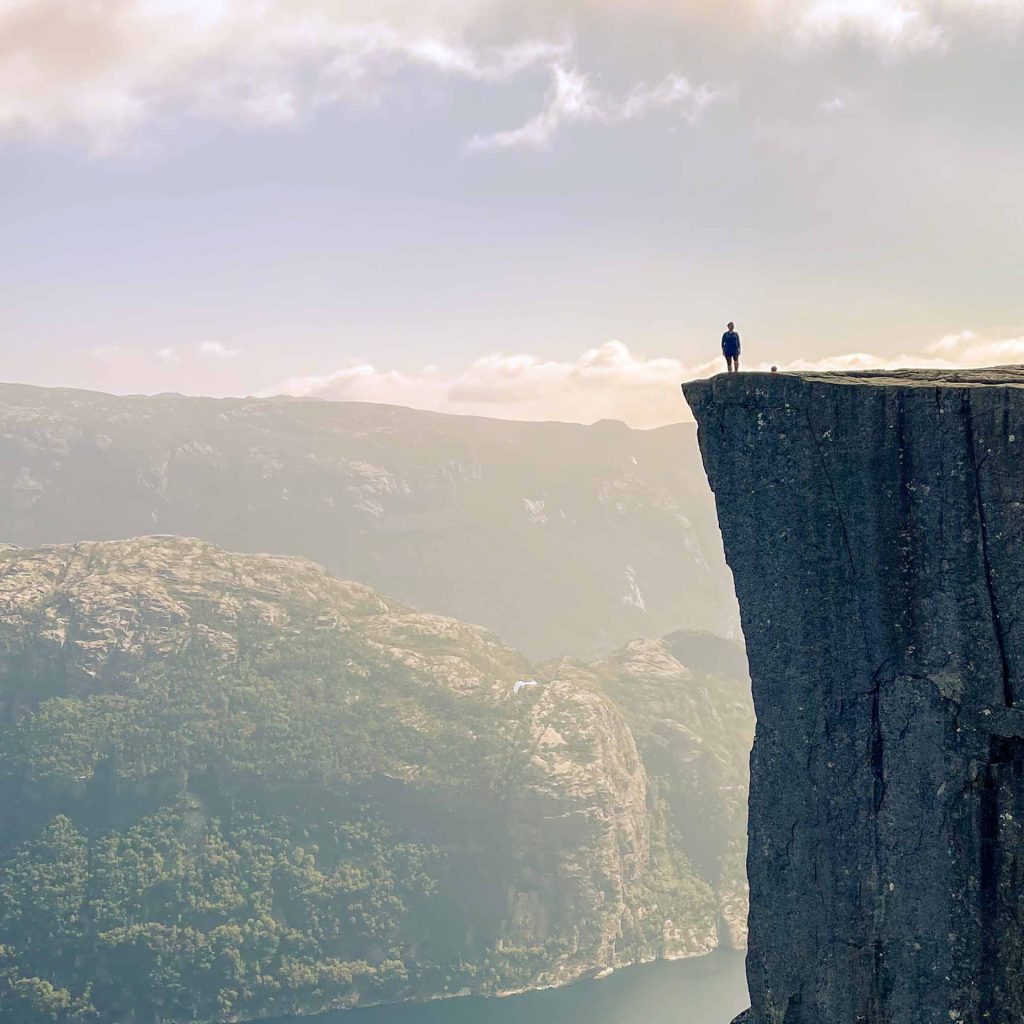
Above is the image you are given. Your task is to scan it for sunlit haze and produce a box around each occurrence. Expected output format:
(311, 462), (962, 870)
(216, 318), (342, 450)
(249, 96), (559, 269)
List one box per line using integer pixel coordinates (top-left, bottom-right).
(3, 0), (1023, 424)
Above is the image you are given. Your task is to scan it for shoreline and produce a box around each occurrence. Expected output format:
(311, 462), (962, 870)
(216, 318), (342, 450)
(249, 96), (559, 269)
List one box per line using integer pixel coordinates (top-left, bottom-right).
(258, 947), (748, 1024)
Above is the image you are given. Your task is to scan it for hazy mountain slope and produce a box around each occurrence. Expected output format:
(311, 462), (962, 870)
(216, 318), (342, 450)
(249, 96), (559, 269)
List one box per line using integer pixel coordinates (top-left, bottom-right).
(0, 384), (737, 660)
(0, 537), (745, 1024)
(555, 630), (754, 950)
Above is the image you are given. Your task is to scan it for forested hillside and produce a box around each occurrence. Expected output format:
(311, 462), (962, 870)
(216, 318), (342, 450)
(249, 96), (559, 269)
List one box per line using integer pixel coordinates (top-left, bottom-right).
(0, 537), (750, 1023)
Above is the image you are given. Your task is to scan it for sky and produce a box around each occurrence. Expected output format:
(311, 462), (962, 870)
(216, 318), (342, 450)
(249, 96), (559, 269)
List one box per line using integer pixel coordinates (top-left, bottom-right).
(2, 0), (1024, 426)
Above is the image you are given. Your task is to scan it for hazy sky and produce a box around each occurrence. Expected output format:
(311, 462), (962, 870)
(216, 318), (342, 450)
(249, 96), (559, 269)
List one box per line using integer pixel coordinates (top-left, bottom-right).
(3, 0), (1023, 425)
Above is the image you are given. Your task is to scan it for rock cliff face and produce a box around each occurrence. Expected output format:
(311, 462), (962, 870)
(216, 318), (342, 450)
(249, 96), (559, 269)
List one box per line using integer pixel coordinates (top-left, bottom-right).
(565, 631), (753, 949)
(683, 369), (1024, 1024)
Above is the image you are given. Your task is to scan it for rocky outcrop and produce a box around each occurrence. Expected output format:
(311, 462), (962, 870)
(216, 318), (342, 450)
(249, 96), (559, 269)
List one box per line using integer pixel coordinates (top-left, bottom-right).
(684, 368), (1024, 1024)
(564, 631), (754, 950)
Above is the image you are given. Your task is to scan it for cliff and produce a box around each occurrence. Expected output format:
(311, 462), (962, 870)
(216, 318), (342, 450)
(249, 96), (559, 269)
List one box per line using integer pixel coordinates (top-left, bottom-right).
(0, 536), (746, 1022)
(683, 368), (1024, 1024)
(565, 631), (753, 949)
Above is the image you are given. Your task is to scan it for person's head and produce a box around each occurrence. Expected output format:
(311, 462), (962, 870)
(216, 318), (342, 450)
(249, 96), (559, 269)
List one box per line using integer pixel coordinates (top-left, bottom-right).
(771, 365), (778, 374)
(727, 322), (734, 330)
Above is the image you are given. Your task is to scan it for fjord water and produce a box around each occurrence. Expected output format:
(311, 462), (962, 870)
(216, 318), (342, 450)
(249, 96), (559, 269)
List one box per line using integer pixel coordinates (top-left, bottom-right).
(270, 953), (748, 1024)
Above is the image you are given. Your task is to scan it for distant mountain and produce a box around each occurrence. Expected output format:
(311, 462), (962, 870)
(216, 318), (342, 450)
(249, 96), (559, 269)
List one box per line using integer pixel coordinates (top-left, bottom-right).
(0, 537), (750, 1023)
(0, 384), (737, 660)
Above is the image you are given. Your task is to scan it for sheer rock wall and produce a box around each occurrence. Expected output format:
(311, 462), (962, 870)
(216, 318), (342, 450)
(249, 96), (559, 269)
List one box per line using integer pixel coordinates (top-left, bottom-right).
(684, 368), (1024, 1024)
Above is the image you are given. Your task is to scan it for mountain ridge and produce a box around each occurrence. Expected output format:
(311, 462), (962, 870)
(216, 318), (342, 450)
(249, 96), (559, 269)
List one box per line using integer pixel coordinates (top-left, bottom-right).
(0, 382), (737, 660)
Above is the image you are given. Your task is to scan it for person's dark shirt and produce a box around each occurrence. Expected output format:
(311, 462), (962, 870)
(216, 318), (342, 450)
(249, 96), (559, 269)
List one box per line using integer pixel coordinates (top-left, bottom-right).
(722, 330), (741, 356)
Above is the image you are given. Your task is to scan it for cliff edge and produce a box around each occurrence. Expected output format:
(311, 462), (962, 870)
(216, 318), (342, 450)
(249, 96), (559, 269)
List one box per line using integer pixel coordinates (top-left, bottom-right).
(683, 368), (1024, 1024)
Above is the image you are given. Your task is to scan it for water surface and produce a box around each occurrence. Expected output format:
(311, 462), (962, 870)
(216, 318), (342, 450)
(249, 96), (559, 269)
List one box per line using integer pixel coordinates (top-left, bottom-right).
(270, 952), (748, 1024)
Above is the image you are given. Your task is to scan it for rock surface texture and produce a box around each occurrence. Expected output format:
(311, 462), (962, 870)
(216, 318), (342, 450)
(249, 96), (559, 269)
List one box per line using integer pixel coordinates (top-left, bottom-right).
(684, 368), (1024, 1024)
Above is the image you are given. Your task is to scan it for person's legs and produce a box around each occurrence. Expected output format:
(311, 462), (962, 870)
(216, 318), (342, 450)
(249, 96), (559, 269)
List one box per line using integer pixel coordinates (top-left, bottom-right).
(724, 355), (733, 373)
(734, 356), (740, 373)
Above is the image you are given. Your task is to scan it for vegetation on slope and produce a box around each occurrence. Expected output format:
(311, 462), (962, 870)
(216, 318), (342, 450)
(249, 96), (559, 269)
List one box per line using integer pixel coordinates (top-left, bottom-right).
(0, 538), (736, 1023)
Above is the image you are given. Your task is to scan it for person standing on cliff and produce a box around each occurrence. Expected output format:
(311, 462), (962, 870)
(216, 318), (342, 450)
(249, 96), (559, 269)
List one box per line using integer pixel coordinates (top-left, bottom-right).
(722, 322), (741, 373)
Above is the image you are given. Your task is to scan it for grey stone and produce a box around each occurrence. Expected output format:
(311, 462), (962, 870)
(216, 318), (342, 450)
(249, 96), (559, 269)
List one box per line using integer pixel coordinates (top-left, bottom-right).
(683, 367), (1024, 1024)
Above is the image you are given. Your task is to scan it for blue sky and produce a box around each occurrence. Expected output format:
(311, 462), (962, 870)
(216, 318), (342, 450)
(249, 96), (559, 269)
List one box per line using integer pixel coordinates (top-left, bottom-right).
(2, 0), (1024, 424)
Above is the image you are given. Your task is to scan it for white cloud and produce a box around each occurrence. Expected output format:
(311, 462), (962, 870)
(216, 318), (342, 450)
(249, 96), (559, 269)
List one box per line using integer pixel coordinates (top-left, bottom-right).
(199, 341), (241, 358)
(266, 341), (700, 427)
(618, 74), (723, 123)
(0, 1), (571, 153)
(787, 0), (1024, 55)
(746, 330), (1024, 376)
(819, 90), (858, 113)
(468, 65), (597, 151)
(915, 329), (1024, 365)
(262, 332), (1024, 427)
(89, 345), (121, 361)
(155, 346), (179, 364)
(798, 0), (948, 53)
(0, 0), (1018, 155)
(468, 66), (722, 152)
(0, 0), (725, 155)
